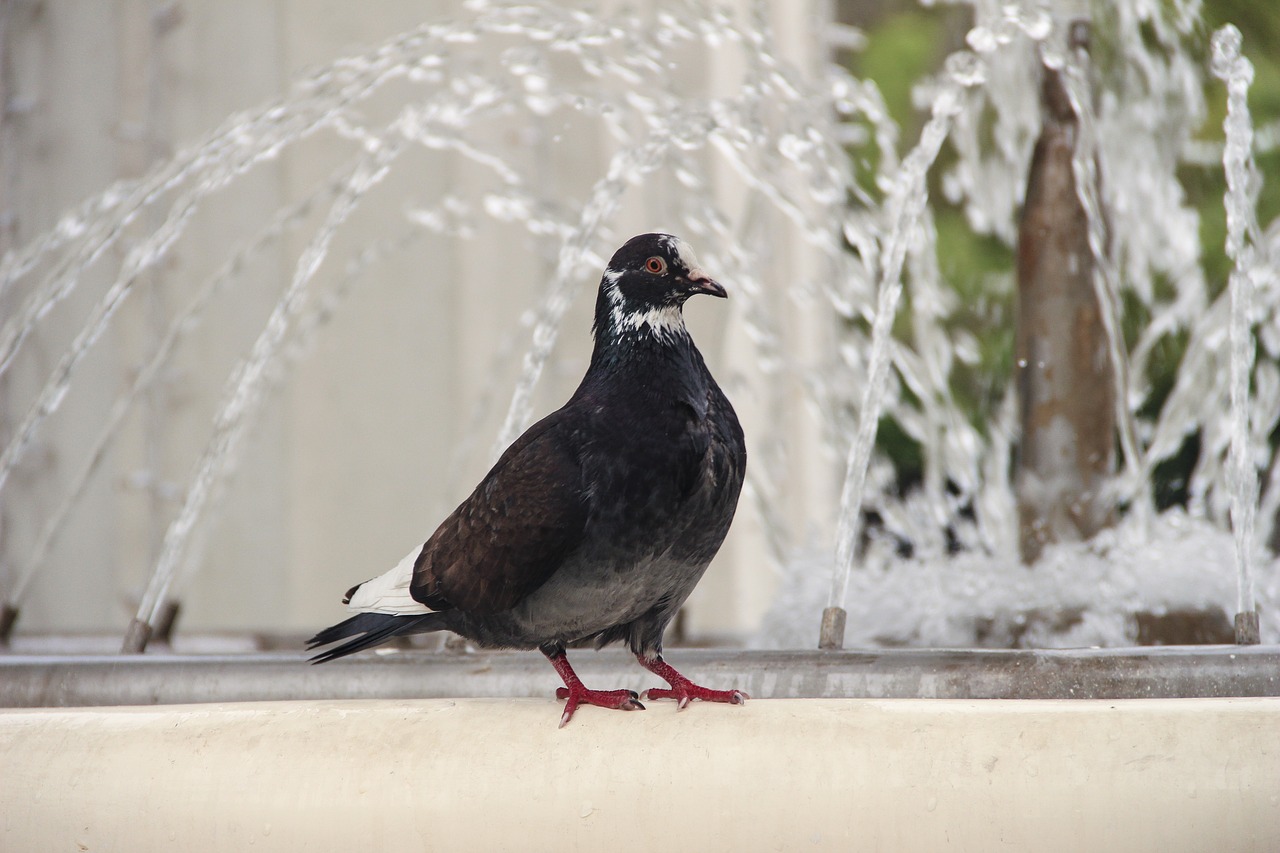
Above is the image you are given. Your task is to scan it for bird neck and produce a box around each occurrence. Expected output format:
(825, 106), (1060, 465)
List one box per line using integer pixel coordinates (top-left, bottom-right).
(591, 305), (697, 368)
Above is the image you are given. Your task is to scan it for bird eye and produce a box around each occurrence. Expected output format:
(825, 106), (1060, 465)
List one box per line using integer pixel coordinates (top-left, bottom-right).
(644, 256), (667, 275)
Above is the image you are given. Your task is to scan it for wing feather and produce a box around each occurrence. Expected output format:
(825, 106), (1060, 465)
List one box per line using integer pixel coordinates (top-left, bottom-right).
(410, 412), (588, 613)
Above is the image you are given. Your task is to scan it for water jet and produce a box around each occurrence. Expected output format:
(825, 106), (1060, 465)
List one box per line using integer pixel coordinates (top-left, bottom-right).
(1, 1), (1278, 848)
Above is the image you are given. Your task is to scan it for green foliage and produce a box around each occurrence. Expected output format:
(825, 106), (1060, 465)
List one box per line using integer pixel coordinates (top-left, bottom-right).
(850, 0), (1279, 498)
(852, 2), (1016, 443)
(854, 8), (949, 137)
(1195, 1), (1280, 287)
(933, 210), (1014, 429)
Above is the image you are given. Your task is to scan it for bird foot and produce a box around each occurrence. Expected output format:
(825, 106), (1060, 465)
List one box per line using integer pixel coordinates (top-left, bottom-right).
(554, 686), (645, 728)
(641, 681), (748, 710)
(635, 655), (749, 711)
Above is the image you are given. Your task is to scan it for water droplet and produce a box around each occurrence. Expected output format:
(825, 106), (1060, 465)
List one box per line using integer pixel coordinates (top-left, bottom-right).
(1021, 10), (1052, 41)
(1210, 25), (1243, 77)
(945, 51), (986, 87)
(966, 26), (997, 54)
(778, 133), (811, 162)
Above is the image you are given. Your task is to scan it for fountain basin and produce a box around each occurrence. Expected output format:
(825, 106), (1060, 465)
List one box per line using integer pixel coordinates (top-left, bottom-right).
(2, 695), (1278, 852)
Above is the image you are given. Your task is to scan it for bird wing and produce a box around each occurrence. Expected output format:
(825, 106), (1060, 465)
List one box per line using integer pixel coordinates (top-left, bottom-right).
(410, 412), (589, 613)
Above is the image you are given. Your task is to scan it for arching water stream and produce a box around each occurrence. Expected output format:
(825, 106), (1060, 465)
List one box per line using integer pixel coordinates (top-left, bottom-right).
(0, 0), (1276, 652)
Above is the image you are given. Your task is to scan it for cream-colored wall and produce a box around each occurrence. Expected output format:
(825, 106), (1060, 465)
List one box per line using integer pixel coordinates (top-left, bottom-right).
(0, 1), (837, 643)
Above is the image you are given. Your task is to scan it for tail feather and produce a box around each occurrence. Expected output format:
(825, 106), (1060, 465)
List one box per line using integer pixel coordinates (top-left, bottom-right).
(307, 612), (446, 664)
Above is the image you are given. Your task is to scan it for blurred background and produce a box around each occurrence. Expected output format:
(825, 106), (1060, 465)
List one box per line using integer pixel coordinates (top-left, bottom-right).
(1, 0), (1277, 651)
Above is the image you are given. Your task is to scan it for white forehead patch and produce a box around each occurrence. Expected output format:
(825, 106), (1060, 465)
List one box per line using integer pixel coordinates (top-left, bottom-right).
(659, 234), (701, 272)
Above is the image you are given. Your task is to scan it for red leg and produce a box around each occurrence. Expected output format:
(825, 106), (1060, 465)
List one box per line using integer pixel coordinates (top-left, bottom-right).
(544, 648), (644, 728)
(637, 654), (749, 710)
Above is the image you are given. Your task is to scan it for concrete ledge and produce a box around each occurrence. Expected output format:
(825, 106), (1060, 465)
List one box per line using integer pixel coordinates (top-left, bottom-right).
(2, 697), (1278, 852)
(2, 645), (1280, 707)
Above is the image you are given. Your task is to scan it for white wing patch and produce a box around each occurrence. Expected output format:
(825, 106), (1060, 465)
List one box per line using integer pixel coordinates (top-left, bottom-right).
(345, 547), (433, 615)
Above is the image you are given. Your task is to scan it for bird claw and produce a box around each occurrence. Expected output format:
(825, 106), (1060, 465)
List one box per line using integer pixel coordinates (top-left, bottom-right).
(556, 686), (645, 727)
(641, 685), (749, 710)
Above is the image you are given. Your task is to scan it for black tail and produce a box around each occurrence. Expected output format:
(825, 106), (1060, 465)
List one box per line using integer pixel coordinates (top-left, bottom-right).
(307, 612), (447, 664)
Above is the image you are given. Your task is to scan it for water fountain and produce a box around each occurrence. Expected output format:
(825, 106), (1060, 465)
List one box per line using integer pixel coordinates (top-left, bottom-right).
(1, 0), (864, 646)
(0, 0), (1275, 657)
(1, 1), (1279, 846)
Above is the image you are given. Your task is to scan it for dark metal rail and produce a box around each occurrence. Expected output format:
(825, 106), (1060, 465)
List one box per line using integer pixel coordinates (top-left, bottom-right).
(2, 645), (1278, 708)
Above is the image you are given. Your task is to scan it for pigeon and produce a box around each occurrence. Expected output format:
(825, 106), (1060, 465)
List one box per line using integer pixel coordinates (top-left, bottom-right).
(308, 233), (748, 726)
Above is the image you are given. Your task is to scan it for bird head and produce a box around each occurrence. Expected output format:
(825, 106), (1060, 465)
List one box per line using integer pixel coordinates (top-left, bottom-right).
(594, 233), (726, 344)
